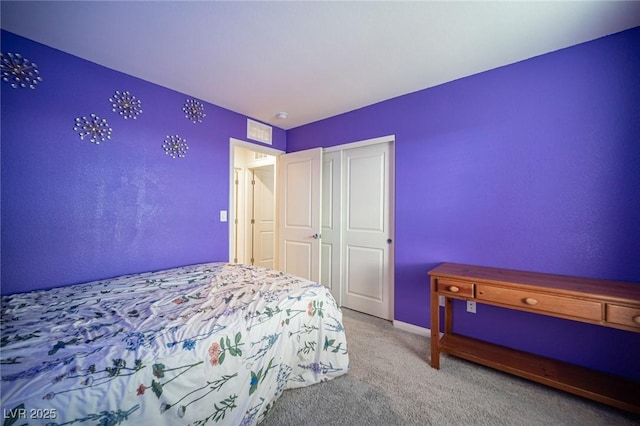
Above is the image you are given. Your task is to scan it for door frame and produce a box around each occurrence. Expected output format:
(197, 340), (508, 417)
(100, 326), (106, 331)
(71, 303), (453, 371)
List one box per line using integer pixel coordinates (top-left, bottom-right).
(229, 138), (284, 264)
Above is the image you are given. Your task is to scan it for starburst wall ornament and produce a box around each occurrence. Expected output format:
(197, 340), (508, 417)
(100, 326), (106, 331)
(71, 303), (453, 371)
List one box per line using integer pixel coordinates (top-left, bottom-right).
(74, 114), (113, 144)
(163, 135), (189, 159)
(110, 90), (143, 119)
(1, 52), (43, 89)
(182, 98), (206, 123)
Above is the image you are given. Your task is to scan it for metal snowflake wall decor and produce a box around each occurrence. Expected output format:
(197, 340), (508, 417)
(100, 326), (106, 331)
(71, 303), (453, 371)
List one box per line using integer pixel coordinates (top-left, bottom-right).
(110, 90), (143, 119)
(182, 98), (206, 123)
(1, 52), (43, 89)
(74, 114), (113, 144)
(163, 135), (189, 158)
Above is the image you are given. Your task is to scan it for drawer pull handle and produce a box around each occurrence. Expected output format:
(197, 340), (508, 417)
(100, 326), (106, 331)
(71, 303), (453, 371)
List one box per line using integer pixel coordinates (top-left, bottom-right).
(633, 315), (640, 325)
(448, 286), (460, 293)
(523, 297), (538, 306)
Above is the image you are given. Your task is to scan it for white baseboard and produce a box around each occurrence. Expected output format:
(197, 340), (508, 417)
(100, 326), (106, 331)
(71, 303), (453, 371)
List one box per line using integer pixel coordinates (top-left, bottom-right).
(393, 319), (430, 336)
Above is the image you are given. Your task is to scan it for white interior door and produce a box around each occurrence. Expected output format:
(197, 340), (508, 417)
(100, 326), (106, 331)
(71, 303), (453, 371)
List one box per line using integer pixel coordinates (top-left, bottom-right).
(321, 151), (342, 302)
(250, 166), (275, 269)
(277, 148), (322, 282)
(341, 142), (392, 320)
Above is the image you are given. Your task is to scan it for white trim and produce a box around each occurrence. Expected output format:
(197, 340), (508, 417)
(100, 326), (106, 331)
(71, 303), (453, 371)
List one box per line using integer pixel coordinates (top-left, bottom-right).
(323, 134), (395, 153)
(393, 319), (430, 336)
(230, 137), (284, 157)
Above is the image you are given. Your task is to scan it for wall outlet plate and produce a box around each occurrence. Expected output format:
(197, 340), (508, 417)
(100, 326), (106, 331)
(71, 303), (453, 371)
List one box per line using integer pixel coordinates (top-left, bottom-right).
(466, 300), (477, 313)
(439, 296), (445, 307)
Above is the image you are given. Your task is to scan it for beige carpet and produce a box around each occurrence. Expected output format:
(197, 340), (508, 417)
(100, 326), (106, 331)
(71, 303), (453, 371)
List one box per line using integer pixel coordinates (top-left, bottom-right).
(262, 308), (640, 425)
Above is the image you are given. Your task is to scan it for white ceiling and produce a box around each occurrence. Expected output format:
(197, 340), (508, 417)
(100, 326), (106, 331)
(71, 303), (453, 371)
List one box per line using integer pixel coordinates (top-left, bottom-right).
(2, 1), (640, 130)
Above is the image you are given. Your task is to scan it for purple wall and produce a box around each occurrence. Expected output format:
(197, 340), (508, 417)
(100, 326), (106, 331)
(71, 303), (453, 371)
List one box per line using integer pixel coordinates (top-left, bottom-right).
(288, 27), (640, 380)
(1, 31), (285, 294)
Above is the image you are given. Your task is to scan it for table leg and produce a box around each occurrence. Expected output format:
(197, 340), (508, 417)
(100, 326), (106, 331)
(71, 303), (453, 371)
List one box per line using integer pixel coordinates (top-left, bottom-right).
(430, 276), (440, 369)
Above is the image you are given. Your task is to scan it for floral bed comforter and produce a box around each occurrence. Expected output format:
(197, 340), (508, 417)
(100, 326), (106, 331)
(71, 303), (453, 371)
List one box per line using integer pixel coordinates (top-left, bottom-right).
(0, 263), (349, 425)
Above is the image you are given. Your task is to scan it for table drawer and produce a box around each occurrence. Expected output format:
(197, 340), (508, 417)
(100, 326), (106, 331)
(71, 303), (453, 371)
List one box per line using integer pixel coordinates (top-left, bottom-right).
(476, 285), (602, 321)
(436, 278), (475, 298)
(606, 304), (640, 331)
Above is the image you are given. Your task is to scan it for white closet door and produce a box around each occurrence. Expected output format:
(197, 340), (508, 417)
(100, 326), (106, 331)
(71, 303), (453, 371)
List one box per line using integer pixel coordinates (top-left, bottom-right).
(277, 148), (322, 282)
(341, 142), (392, 320)
(321, 151), (342, 302)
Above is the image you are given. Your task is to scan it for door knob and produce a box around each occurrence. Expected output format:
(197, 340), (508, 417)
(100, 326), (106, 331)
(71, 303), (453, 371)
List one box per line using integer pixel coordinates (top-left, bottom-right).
(312, 233), (320, 239)
(387, 238), (392, 244)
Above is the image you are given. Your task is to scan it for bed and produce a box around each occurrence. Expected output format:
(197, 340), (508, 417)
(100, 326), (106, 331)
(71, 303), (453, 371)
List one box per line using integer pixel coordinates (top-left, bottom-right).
(0, 262), (349, 425)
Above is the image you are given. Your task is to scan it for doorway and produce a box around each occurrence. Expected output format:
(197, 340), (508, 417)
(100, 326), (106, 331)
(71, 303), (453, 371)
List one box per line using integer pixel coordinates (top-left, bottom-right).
(229, 139), (283, 268)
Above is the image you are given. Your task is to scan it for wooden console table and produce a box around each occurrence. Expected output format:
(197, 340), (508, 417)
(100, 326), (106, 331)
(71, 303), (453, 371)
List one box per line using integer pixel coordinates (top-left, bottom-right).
(428, 262), (640, 414)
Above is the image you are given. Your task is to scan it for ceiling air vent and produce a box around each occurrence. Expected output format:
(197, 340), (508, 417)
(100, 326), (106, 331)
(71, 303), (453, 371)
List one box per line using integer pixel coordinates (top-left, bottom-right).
(247, 119), (272, 145)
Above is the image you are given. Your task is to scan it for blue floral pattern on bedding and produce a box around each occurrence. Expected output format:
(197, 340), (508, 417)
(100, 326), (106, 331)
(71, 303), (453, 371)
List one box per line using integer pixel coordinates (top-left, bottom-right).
(0, 263), (349, 425)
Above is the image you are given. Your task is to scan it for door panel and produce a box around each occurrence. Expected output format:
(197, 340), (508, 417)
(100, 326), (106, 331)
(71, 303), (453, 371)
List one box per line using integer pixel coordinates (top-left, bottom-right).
(277, 148), (322, 282)
(341, 142), (391, 319)
(345, 246), (384, 300)
(347, 153), (385, 231)
(283, 240), (312, 279)
(284, 161), (313, 227)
